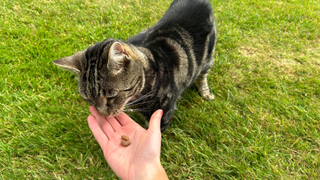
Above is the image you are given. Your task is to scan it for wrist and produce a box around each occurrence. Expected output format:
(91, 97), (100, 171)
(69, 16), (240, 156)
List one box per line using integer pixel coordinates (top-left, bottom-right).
(134, 161), (168, 180)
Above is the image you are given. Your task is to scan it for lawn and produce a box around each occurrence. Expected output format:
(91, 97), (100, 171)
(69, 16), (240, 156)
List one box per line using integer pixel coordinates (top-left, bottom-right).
(1, 0), (319, 179)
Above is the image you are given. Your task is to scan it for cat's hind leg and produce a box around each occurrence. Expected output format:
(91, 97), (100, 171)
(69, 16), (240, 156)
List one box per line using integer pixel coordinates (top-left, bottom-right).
(194, 72), (215, 100)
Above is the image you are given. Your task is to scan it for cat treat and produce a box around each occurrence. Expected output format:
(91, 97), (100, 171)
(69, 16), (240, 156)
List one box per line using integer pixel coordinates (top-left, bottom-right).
(121, 135), (129, 141)
(121, 135), (131, 147)
(121, 140), (131, 147)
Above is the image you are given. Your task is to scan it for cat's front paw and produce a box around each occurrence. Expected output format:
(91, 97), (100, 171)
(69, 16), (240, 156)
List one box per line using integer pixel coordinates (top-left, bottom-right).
(202, 93), (215, 101)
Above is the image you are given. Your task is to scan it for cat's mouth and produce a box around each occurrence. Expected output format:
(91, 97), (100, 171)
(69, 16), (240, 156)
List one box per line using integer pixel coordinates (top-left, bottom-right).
(96, 109), (111, 117)
(97, 109), (121, 117)
(96, 96), (137, 117)
(96, 106), (120, 117)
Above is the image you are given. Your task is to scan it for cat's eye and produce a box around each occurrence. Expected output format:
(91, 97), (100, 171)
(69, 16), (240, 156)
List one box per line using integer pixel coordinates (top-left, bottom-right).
(123, 87), (134, 92)
(103, 89), (118, 97)
(107, 97), (116, 100)
(106, 96), (116, 106)
(107, 95), (117, 100)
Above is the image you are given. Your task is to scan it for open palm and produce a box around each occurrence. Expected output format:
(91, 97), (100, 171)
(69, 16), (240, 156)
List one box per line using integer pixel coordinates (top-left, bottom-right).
(87, 106), (164, 180)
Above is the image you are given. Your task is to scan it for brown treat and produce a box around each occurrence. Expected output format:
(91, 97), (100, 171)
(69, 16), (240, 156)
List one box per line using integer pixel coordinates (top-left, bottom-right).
(121, 135), (129, 141)
(121, 139), (131, 147)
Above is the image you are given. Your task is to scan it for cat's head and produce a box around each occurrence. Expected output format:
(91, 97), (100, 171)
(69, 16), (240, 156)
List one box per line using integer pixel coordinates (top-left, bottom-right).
(53, 39), (145, 117)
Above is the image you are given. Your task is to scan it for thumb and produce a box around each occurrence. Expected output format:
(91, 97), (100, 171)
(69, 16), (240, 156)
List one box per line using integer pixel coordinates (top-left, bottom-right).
(148, 109), (163, 132)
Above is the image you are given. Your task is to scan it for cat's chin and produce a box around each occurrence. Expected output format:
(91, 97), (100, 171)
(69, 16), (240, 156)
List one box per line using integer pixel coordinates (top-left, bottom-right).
(96, 109), (116, 117)
(96, 105), (126, 117)
(98, 112), (118, 117)
(97, 112), (110, 117)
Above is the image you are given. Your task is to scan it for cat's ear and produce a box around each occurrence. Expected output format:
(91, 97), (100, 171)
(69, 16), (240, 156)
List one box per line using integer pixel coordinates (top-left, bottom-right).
(107, 42), (129, 73)
(53, 51), (84, 73)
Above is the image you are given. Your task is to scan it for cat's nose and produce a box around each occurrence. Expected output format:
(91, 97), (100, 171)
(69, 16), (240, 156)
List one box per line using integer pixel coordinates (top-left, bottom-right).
(96, 106), (110, 117)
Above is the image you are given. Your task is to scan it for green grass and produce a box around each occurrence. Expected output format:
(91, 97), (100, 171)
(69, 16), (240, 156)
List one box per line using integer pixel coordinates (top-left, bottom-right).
(1, 0), (319, 179)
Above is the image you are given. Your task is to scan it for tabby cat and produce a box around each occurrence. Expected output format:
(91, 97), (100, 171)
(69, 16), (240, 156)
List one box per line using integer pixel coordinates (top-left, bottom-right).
(53, 0), (217, 132)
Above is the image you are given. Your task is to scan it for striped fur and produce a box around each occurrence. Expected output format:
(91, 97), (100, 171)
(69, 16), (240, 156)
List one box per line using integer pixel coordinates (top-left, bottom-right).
(53, 0), (217, 132)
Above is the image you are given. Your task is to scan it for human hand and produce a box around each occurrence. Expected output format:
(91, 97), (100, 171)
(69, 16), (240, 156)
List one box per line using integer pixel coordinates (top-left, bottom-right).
(87, 106), (168, 180)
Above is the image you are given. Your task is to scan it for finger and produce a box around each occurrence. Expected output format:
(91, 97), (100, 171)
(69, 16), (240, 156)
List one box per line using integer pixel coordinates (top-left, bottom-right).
(114, 112), (135, 126)
(88, 114), (109, 149)
(105, 116), (122, 132)
(148, 109), (163, 132)
(89, 106), (114, 138)
(89, 106), (100, 117)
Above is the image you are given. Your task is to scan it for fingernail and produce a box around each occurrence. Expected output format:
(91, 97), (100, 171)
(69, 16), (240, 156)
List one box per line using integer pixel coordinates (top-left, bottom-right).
(159, 109), (163, 116)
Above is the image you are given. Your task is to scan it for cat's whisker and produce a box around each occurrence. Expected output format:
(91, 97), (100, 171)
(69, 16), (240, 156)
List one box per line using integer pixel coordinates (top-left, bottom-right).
(127, 94), (156, 107)
(124, 107), (150, 112)
(130, 108), (150, 112)
(127, 98), (152, 107)
(127, 90), (156, 106)
(123, 109), (135, 112)
(140, 89), (157, 96)
(125, 100), (155, 108)
(136, 89), (156, 98)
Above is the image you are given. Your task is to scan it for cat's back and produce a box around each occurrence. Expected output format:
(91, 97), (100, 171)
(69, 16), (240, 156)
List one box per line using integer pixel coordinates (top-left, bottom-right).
(157, 0), (214, 29)
(128, 0), (215, 44)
